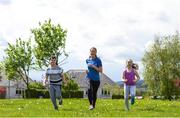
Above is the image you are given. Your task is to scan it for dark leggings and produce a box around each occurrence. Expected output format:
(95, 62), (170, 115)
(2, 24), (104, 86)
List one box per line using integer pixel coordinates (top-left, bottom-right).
(88, 79), (100, 108)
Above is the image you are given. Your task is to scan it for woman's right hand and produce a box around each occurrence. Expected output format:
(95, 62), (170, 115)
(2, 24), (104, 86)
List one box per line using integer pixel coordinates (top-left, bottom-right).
(43, 79), (48, 86)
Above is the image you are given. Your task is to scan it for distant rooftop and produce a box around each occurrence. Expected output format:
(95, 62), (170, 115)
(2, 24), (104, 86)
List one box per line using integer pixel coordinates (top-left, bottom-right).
(66, 69), (86, 73)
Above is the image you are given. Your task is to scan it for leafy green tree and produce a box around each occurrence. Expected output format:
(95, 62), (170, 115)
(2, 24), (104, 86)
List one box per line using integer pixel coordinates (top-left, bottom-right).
(0, 62), (4, 72)
(2, 19), (68, 98)
(4, 38), (33, 90)
(32, 19), (68, 68)
(111, 84), (123, 95)
(62, 79), (79, 91)
(29, 82), (45, 89)
(62, 73), (79, 91)
(142, 32), (180, 100)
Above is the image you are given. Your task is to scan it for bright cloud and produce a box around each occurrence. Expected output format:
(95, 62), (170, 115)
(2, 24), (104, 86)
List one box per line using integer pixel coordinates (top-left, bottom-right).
(0, 0), (179, 81)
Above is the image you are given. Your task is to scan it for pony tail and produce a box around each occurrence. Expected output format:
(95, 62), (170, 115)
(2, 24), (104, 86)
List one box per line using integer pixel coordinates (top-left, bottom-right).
(132, 63), (139, 70)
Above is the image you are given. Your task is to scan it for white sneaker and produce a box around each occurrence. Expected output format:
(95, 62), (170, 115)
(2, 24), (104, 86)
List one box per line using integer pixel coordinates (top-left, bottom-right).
(89, 105), (94, 110)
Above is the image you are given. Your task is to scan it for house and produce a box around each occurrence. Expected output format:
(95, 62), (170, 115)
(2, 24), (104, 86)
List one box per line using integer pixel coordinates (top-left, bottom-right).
(0, 70), (33, 99)
(66, 69), (116, 98)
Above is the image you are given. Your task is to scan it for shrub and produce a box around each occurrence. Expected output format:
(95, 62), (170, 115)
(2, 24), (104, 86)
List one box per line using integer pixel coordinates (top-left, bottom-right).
(112, 94), (124, 99)
(62, 91), (83, 98)
(25, 89), (47, 98)
(29, 82), (46, 89)
(25, 89), (83, 98)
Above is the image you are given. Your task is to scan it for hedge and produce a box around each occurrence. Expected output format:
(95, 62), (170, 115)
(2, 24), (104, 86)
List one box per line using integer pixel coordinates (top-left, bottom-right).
(25, 89), (83, 98)
(62, 91), (83, 98)
(112, 94), (124, 99)
(0, 93), (6, 99)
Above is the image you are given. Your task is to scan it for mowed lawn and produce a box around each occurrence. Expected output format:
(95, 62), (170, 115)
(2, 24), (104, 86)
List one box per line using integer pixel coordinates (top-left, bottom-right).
(0, 98), (179, 117)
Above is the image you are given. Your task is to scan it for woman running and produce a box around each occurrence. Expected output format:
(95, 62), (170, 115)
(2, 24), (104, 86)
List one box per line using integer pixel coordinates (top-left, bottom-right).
(122, 59), (140, 111)
(86, 47), (103, 110)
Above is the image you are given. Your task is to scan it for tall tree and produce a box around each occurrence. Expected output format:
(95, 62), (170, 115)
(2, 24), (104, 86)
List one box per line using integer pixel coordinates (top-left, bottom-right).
(0, 62), (4, 72)
(4, 38), (33, 90)
(32, 19), (68, 68)
(142, 32), (180, 100)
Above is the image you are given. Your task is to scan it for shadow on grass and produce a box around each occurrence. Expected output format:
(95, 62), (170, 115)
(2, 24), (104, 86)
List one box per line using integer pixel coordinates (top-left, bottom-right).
(62, 108), (77, 111)
(137, 107), (164, 112)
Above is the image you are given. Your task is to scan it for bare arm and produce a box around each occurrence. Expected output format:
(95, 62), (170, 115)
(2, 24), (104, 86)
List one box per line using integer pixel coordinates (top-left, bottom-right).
(89, 65), (103, 73)
(62, 73), (65, 81)
(134, 70), (140, 82)
(61, 73), (67, 85)
(122, 71), (125, 80)
(122, 71), (127, 82)
(94, 66), (103, 73)
(43, 74), (48, 85)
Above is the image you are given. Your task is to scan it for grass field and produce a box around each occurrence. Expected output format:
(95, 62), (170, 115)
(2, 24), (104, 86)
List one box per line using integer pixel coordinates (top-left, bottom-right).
(0, 98), (179, 117)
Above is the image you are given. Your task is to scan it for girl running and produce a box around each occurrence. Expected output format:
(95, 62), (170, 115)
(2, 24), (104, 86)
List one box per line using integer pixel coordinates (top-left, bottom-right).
(86, 47), (103, 110)
(122, 59), (140, 111)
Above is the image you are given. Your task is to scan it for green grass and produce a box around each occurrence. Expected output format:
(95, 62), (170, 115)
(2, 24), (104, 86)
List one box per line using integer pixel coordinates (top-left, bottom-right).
(0, 98), (179, 117)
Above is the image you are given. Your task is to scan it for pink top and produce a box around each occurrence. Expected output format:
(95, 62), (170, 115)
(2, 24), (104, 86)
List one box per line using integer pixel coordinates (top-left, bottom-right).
(124, 69), (136, 85)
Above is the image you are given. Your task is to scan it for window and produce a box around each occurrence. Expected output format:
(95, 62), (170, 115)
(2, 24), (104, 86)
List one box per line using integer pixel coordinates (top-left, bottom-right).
(101, 89), (104, 94)
(16, 89), (21, 95)
(108, 91), (110, 95)
(104, 90), (107, 95)
(102, 89), (110, 96)
(72, 76), (76, 78)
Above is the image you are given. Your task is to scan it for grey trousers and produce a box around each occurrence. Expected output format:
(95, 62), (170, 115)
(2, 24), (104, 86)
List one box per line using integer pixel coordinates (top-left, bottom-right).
(49, 84), (62, 109)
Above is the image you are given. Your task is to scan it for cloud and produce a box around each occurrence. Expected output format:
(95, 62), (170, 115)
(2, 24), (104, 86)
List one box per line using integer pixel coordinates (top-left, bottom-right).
(0, 37), (8, 61)
(0, 0), (180, 81)
(0, 0), (11, 5)
(157, 12), (170, 23)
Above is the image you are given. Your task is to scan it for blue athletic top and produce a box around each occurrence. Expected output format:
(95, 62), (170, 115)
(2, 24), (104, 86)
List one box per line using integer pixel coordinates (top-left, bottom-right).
(86, 57), (102, 81)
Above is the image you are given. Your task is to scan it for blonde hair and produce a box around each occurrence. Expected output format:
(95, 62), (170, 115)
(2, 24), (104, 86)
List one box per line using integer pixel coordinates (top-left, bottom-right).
(126, 59), (139, 70)
(126, 59), (133, 67)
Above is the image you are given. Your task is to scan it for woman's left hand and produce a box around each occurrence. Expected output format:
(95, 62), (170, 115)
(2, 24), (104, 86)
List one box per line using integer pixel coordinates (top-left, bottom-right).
(88, 64), (102, 73)
(88, 64), (96, 69)
(133, 79), (138, 83)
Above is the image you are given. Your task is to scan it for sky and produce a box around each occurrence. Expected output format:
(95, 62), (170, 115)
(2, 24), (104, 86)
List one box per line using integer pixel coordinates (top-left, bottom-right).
(0, 0), (180, 82)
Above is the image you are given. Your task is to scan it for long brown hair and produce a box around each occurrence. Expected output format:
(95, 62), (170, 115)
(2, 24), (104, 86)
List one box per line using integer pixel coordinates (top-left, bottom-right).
(90, 47), (97, 58)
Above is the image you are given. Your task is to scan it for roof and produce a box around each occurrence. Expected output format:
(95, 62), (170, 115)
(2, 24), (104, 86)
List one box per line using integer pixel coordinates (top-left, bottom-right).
(0, 70), (34, 87)
(66, 69), (116, 88)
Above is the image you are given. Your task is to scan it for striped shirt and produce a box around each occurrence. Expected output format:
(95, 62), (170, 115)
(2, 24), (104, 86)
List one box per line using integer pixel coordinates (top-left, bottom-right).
(46, 66), (63, 85)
